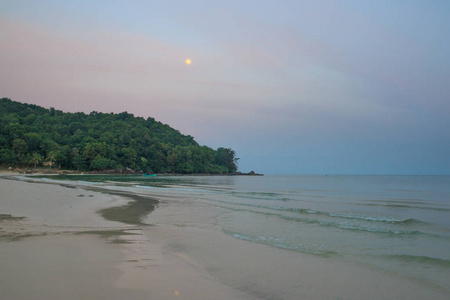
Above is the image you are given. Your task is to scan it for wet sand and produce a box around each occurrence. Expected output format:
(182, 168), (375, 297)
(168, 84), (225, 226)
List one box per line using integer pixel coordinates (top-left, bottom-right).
(0, 177), (257, 300)
(1, 175), (448, 300)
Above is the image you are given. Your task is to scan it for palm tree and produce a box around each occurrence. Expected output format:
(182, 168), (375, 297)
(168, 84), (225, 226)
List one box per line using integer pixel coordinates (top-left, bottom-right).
(30, 153), (43, 169)
(46, 152), (55, 168)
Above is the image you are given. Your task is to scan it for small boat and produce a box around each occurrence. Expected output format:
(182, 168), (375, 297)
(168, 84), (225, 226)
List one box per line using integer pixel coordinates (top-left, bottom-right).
(144, 173), (157, 177)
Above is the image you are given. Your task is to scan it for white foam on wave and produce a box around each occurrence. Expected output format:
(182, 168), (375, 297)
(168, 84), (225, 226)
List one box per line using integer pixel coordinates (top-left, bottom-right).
(77, 180), (98, 184)
(135, 185), (211, 194)
(135, 185), (157, 189)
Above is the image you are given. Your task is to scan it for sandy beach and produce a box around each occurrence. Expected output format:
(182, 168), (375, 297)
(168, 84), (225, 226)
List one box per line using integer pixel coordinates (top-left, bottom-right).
(1, 174), (449, 300)
(0, 176), (257, 300)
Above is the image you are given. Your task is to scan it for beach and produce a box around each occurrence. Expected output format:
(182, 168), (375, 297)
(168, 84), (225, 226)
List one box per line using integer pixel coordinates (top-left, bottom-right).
(0, 175), (257, 300)
(1, 174), (449, 300)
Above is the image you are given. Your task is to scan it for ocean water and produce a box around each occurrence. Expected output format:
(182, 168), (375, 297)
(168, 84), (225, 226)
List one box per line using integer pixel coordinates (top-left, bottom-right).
(45, 174), (450, 298)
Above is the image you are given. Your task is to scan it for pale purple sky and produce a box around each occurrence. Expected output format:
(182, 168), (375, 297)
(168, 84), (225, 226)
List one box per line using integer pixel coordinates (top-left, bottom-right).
(1, 0), (449, 174)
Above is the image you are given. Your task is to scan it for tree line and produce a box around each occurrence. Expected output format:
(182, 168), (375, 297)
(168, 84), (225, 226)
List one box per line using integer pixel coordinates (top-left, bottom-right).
(0, 98), (239, 173)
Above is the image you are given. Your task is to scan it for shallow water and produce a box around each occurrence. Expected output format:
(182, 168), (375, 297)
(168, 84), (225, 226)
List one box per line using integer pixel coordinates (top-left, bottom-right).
(45, 174), (450, 298)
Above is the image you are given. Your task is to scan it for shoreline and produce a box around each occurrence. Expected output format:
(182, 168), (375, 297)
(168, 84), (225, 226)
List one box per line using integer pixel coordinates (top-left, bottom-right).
(0, 175), (258, 300)
(0, 168), (263, 176)
(2, 174), (160, 225)
(1, 175), (448, 300)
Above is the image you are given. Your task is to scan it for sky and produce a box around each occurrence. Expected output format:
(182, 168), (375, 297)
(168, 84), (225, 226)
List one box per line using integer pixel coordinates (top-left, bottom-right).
(1, 0), (449, 175)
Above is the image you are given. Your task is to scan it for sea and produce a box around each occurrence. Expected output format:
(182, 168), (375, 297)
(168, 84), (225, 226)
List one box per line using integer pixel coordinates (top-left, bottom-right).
(41, 174), (450, 299)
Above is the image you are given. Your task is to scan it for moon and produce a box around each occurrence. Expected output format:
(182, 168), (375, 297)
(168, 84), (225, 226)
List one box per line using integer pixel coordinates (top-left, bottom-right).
(185, 59), (191, 65)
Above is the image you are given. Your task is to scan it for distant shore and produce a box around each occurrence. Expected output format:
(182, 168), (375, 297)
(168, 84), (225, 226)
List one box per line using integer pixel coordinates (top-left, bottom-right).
(0, 168), (263, 176)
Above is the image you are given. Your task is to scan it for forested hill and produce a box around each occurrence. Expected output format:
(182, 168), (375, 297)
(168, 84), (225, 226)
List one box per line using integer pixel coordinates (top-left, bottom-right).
(0, 98), (238, 174)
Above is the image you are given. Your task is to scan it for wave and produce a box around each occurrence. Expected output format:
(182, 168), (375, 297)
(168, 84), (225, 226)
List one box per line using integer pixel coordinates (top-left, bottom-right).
(223, 230), (336, 256)
(282, 207), (419, 224)
(136, 185), (156, 189)
(206, 198), (423, 225)
(358, 203), (450, 212)
(327, 213), (422, 225)
(208, 202), (433, 238)
(279, 215), (424, 236)
(230, 191), (293, 202)
(77, 180), (101, 184)
(382, 254), (450, 268)
(382, 198), (440, 205)
(136, 185), (212, 194)
(230, 188), (450, 213)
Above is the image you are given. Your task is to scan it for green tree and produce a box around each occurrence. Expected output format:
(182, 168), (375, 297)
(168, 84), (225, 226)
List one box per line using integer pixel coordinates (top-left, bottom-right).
(24, 132), (42, 152)
(12, 139), (28, 159)
(215, 147), (239, 173)
(140, 157), (152, 172)
(73, 153), (87, 171)
(0, 98), (242, 174)
(30, 152), (44, 169)
(0, 148), (17, 164)
(90, 155), (116, 170)
(83, 142), (114, 161)
(55, 145), (72, 169)
(46, 151), (57, 168)
(119, 147), (137, 169)
(40, 138), (60, 157)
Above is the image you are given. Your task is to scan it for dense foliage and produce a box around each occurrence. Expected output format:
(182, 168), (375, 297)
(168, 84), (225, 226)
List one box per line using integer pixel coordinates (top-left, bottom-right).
(0, 98), (239, 173)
